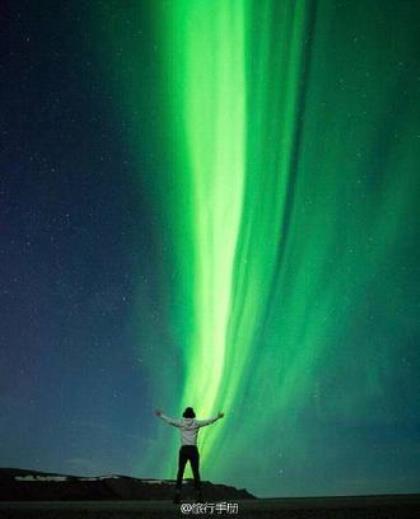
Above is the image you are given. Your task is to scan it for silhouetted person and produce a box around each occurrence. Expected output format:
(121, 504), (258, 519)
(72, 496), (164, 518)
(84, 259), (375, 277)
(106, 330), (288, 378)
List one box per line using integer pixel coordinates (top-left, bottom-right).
(155, 406), (224, 503)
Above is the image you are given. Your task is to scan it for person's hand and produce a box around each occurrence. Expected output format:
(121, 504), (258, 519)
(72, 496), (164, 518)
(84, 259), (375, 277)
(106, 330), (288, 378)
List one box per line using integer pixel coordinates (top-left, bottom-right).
(218, 411), (225, 418)
(155, 409), (162, 416)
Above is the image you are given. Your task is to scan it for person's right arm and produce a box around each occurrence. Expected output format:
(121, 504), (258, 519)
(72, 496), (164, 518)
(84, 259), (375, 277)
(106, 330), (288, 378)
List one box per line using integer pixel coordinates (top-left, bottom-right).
(155, 409), (182, 427)
(196, 412), (224, 428)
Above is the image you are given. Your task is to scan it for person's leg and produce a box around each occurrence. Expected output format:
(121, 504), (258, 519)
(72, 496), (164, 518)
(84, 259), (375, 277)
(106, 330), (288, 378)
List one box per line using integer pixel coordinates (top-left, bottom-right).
(190, 446), (202, 499)
(174, 446), (188, 502)
(176, 447), (188, 489)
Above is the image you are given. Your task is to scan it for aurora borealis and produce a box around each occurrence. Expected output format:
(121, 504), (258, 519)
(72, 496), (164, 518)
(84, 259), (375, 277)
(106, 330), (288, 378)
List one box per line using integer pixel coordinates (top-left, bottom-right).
(1, 0), (420, 498)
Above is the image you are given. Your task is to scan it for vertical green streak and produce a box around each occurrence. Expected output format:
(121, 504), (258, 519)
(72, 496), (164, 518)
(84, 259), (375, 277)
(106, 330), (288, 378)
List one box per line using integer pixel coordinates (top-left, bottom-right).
(184, 1), (246, 415)
(162, 1), (247, 465)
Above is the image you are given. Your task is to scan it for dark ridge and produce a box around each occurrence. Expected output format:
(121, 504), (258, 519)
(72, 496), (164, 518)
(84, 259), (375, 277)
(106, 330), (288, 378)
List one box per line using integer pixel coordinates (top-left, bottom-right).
(0, 467), (256, 501)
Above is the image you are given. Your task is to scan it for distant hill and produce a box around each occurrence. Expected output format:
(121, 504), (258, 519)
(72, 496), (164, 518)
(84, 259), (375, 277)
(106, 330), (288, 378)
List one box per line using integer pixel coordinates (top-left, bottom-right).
(0, 468), (256, 501)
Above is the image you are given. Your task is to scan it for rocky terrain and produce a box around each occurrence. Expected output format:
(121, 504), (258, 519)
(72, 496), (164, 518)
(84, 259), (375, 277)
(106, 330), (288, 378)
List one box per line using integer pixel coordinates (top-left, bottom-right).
(0, 467), (255, 501)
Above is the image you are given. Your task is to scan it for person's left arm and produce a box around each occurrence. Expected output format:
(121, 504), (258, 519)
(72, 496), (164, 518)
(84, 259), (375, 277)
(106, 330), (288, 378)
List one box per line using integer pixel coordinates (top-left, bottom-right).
(195, 412), (224, 427)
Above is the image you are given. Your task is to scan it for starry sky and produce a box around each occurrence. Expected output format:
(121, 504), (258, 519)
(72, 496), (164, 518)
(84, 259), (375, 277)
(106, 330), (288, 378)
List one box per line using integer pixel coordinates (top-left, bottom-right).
(1, 0), (420, 499)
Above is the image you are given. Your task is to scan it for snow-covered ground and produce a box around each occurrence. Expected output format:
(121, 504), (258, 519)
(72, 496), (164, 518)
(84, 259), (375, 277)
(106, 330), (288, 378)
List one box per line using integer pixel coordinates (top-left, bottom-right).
(15, 475), (121, 482)
(15, 476), (68, 482)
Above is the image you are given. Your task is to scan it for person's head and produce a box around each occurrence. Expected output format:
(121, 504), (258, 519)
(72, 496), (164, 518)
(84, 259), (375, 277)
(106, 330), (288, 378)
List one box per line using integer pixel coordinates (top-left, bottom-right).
(182, 407), (196, 418)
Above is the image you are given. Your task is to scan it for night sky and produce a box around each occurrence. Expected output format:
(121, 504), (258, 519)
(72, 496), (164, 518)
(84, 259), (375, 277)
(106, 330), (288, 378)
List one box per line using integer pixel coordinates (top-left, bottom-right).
(1, 0), (420, 499)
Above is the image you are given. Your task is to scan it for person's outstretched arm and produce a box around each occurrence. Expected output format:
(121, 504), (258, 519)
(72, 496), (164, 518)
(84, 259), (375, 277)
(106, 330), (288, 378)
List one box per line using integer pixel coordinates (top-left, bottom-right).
(196, 411), (224, 428)
(155, 409), (182, 427)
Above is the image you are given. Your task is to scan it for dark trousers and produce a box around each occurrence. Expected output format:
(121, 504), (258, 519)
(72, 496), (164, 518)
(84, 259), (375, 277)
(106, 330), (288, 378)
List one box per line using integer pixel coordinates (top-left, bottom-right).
(176, 445), (201, 490)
